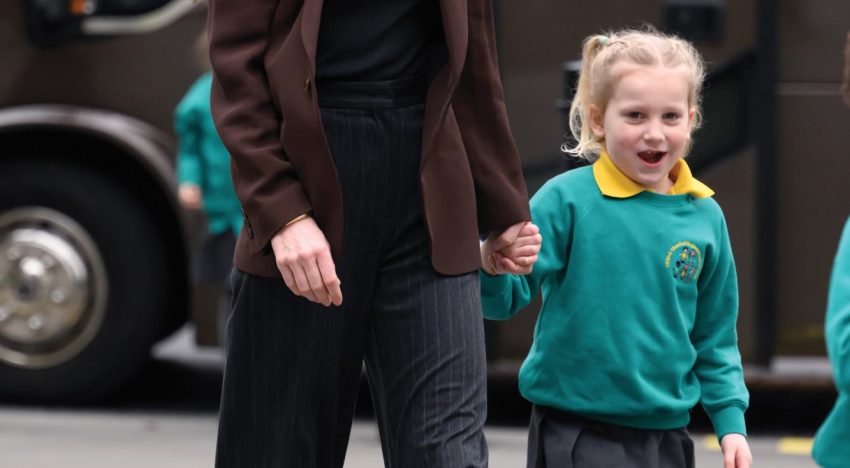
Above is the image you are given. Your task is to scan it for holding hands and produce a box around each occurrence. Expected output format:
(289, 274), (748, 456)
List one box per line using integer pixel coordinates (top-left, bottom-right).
(272, 216), (542, 304)
(481, 221), (542, 275)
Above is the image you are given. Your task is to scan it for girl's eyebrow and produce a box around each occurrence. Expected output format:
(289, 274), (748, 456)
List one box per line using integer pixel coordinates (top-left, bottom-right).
(616, 101), (688, 110)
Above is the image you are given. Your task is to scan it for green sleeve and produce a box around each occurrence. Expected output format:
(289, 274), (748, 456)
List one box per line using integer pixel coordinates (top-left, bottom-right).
(175, 88), (203, 187)
(692, 215), (749, 439)
(826, 217), (850, 392)
(480, 178), (572, 320)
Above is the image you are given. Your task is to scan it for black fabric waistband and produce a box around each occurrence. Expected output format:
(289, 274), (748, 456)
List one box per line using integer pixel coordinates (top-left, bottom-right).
(316, 74), (428, 109)
(534, 405), (688, 433)
(536, 405), (608, 428)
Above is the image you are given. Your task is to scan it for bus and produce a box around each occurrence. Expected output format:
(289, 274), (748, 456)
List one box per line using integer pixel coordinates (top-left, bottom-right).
(1, 0), (848, 402)
(0, 0), (206, 401)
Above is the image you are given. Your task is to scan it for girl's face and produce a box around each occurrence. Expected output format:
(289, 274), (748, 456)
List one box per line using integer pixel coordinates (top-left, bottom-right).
(590, 64), (695, 194)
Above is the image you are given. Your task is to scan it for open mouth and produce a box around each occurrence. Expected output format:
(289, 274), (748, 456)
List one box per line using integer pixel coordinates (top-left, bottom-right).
(637, 150), (667, 164)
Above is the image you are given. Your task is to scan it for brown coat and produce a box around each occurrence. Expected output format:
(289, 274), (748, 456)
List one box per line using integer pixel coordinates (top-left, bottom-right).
(208, 0), (530, 278)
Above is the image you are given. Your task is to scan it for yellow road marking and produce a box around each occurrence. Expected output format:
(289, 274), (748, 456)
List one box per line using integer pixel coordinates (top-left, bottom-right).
(703, 435), (814, 455)
(777, 437), (814, 455)
(702, 435), (721, 451)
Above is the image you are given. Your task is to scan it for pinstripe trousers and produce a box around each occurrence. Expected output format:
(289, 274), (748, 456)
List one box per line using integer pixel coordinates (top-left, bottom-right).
(215, 77), (489, 468)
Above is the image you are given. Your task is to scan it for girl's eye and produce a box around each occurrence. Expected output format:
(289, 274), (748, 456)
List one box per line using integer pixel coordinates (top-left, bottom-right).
(663, 113), (681, 120)
(626, 112), (643, 120)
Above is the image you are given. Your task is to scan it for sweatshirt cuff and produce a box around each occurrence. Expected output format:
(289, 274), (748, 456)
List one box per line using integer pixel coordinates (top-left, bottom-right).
(479, 272), (512, 320)
(708, 404), (747, 439)
(177, 160), (202, 185)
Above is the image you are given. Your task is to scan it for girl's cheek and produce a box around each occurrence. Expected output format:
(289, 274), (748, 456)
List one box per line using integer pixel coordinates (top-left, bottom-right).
(610, 134), (634, 147)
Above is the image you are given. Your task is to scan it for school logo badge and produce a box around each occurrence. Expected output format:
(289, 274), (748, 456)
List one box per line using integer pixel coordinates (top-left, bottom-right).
(665, 241), (702, 283)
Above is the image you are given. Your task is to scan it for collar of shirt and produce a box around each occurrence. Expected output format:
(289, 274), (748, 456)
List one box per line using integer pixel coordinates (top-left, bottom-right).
(591, 149), (715, 199)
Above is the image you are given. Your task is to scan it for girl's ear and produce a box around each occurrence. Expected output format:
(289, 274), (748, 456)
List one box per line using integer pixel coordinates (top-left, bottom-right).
(687, 108), (696, 131)
(589, 104), (605, 139)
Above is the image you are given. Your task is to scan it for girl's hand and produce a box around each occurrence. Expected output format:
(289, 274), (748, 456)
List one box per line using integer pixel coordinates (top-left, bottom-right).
(720, 433), (752, 468)
(178, 183), (202, 209)
(481, 222), (542, 275)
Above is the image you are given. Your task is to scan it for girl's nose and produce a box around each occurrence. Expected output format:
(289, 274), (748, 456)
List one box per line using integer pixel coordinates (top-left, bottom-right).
(643, 122), (664, 142)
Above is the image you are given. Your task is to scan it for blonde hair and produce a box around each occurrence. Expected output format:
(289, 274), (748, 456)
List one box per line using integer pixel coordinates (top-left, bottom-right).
(563, 27), (706, 161)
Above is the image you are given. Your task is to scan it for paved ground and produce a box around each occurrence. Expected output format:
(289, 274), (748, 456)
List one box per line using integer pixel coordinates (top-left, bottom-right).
(0, 327), (826, 467)
(0, 408), (819, 468)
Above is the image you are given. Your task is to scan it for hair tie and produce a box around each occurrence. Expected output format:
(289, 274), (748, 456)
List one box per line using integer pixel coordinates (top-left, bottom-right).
(598, 35), (609, 46)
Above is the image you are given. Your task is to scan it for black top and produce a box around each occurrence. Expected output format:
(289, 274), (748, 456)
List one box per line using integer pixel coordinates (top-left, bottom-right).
(316, 0), (443, 82)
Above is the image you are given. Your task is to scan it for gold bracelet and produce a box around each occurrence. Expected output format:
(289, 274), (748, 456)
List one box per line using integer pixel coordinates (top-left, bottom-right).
(285, 212), (311, 227)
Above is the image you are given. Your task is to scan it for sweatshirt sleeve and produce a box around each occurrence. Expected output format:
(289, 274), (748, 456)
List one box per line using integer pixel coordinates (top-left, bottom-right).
(692, 214), (749, 439)
(480, 178), (571, 320)
(175, 83), (203, 187)
(826, 217), (850, 392)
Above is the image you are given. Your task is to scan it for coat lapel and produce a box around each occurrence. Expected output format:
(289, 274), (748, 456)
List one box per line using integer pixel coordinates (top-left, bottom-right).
(300, 0), (323, 74)
(420, 0), (469, 167)
(439, 0), (469, 84)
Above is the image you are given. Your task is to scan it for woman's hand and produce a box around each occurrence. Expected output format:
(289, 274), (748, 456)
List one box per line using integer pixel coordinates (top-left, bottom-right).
(270, 215), (343, 307)
(481, 222), (541, 275)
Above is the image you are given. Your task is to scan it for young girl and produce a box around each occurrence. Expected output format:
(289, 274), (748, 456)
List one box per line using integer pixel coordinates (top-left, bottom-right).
(481, 29), (752, 467)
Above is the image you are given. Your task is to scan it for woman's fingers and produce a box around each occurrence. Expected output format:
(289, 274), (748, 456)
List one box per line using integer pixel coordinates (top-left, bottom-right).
(291, 262), (320, 303)
(271, 216), (343, 306)
(303, 256), (332, 306)
(317, 250), (343, 306)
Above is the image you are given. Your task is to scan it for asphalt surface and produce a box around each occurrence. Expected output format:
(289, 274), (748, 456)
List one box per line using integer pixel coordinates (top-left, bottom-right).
(0, 326), (829, 467)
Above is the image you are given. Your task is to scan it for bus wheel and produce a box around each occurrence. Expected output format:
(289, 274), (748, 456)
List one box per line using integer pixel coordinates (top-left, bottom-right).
(0, 160), (169, 402)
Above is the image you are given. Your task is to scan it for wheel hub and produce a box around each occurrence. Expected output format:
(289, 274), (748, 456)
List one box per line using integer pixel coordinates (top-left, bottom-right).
(0, 208), (107, 368)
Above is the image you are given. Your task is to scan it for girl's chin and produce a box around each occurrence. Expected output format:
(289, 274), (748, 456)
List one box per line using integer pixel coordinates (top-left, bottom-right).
(631, 171), (670, 190)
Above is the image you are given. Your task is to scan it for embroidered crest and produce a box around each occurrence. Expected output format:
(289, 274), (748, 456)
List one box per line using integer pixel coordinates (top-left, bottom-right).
(664, 241), (702, 283)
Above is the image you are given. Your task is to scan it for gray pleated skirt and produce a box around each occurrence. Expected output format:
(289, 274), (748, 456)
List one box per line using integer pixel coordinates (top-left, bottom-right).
(527, 405), (695, 468)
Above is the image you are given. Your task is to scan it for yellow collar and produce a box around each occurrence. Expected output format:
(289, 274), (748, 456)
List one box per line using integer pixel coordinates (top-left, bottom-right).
(592, 150), (714, 199)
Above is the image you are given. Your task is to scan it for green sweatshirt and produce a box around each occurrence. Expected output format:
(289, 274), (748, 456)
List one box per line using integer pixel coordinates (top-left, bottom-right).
(481, 152), (749, 438)
(813, 217), (850, 468)
(176, 72), (243, 236)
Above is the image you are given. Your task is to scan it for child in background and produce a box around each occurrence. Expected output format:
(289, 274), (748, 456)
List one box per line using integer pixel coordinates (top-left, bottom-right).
(480, 28), (751, 467)
(176, 30), (242, 340)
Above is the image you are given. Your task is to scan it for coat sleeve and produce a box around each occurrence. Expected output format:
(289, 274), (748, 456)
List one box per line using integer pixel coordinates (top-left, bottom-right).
(207, 0), (312, 253)
(451, 0), (530, 235)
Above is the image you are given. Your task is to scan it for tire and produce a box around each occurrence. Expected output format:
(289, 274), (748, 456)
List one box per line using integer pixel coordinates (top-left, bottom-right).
(0, 159), (171, 402)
